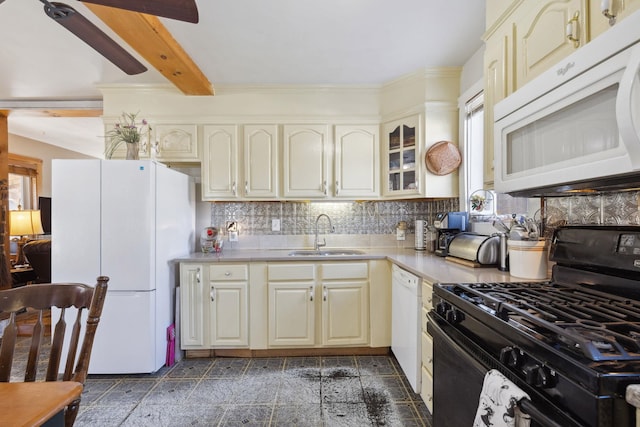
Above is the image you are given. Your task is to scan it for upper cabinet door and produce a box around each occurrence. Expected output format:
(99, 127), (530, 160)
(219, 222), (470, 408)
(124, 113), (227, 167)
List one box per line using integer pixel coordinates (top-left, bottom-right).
(153, 124), (199, 162)
(202, 125), (239, 200)
(244, 125), (278, 199)
(283, 124), (329, 198)
(383, 115), (421, 197)
(334, 125), (380, 198)
(515, 0), (587, 87)
(484, 24), (513, 188)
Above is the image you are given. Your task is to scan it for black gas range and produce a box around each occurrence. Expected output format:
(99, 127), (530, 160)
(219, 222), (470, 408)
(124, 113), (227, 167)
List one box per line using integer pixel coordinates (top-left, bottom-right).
(428, 226), (640, 427)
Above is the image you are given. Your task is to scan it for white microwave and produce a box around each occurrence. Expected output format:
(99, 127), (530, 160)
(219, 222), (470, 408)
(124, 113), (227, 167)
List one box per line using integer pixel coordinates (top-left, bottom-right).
(494, 10), (640, 197)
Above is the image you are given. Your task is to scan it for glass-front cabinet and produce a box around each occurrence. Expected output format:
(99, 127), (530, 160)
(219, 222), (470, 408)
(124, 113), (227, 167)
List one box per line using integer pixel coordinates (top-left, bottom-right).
(383, 115), (421, 197)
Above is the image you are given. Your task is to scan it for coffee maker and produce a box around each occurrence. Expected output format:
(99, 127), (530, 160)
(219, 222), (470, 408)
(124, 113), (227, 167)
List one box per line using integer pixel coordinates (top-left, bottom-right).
(433, 212), (468, 257)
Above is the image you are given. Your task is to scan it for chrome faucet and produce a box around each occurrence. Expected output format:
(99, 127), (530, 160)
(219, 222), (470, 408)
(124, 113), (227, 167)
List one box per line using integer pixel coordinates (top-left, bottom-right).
(314, 214), (335, 251)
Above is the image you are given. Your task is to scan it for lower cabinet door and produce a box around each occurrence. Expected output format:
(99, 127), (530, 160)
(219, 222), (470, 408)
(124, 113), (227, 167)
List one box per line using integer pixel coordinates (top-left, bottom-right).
(322, 281), (369, 346)
(180, 264), (204, 349)
(268, 282), (315, 346)
(210, 282), (248, 347)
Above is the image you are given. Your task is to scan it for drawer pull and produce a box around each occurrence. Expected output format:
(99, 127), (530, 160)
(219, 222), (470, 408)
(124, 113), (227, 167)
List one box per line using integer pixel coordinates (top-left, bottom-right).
(210, 286), (216, 302)
(565, 11), (580, 48)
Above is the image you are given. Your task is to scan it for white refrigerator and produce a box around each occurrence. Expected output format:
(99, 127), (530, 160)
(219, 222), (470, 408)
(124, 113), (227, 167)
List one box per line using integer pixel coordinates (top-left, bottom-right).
(51, 160), (195, 374)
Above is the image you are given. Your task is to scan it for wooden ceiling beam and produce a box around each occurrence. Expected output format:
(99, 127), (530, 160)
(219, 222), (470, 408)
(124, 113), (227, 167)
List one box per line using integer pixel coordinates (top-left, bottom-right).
(84, 4), (214, 96)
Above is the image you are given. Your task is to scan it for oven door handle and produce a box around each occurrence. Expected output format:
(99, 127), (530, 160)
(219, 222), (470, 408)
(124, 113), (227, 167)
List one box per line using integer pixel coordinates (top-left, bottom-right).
(519, 399), (565, 427)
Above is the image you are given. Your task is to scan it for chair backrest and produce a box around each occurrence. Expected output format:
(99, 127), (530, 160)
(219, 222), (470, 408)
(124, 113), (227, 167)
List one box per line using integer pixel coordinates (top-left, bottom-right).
(0, 277), (108, 426)
(22, 239), (52, 283)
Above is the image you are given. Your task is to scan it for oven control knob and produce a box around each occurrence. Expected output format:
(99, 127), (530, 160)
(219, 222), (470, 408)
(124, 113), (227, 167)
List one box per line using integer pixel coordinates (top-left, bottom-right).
(524, 365), (556, 388)
(445, 308), (464, 324)
(499, 347), (523, 369)
(436, 301), (451, 317)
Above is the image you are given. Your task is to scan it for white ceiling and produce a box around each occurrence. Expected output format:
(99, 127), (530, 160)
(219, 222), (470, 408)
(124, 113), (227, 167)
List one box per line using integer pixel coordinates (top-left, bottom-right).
(0, 0), (486, 157)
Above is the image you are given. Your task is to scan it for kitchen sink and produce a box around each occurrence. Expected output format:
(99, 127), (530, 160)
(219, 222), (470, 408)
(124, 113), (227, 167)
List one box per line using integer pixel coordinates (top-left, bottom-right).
(288, 249), (365, 256)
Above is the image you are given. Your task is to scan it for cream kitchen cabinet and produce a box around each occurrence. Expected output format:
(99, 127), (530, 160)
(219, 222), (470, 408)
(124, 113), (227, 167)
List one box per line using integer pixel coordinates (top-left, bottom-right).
(180, 263), (204, 349)
(179, 263), (249, 349)
(590, 0), (640, 38)
(208, 264), (249, 347)
(202, 124), (278, 200)
(267, 262), (370, 347)
(514, 0), (587, 88)
(483, 0), (586, 188)
(320, 263), (369, 346)
(334, 125), (380, 198)
(243, 124), (279, 198)
(267, 263), (317, 346)
(383, 115), (420, 197)
(153, 124), (199, 162)
(283, 124), (330, 198)
(382, 111), (458, 198)
(202, 124), (239, 199)
(420, 279), (434, 414)
(483, 22), (513, 188)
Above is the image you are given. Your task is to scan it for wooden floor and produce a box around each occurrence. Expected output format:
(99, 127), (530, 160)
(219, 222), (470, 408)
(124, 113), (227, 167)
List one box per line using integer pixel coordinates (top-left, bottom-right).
(16, 309), (51, 337)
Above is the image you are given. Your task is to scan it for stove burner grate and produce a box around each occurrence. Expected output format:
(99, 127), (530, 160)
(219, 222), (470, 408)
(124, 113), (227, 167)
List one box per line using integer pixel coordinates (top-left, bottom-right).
(447, 281), (640, 361)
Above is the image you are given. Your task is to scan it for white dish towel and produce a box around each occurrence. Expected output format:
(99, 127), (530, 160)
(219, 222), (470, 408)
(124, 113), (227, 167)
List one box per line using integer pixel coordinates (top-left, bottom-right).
(473, 369), (532, 427)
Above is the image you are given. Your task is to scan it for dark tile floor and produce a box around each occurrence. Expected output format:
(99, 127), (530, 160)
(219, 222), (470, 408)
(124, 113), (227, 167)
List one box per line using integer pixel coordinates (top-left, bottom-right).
(12, 337), (433, 426)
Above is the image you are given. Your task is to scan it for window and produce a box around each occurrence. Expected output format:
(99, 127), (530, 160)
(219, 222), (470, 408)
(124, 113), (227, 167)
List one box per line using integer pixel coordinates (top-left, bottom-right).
(8, 154), (42, 211)
(461, 88), (485, 209)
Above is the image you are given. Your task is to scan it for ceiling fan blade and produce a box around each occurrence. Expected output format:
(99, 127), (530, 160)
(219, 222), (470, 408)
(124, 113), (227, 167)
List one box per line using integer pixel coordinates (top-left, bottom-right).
(79, 0), (199, 23)
(44, 3), (147, 75)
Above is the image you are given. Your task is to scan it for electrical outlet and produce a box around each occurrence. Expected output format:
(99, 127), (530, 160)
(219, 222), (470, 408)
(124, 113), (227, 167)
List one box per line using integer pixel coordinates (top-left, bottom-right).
(272, 219), (281, 231)
(229, 231), (239, 242)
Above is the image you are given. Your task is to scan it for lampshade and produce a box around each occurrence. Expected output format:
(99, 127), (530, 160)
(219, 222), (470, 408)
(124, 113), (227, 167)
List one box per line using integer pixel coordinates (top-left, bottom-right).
(10, 210), (45, 236)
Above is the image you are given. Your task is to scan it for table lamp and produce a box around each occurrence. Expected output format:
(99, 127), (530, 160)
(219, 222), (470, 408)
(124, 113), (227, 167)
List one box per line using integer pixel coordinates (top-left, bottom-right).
(9, 209), (44, 266)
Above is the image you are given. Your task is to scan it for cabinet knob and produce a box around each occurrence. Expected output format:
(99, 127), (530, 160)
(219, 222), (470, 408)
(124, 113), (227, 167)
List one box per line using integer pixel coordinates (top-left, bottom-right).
(225, 271), (231, 276)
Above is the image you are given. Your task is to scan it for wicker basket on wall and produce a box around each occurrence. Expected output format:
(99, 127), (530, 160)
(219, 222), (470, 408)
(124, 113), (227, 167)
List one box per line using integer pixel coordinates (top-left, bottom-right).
(424, 141), (461, 176)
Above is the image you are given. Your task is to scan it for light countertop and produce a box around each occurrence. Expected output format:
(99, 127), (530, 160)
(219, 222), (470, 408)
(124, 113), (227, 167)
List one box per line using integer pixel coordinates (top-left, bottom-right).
(174, 248), (527, 284)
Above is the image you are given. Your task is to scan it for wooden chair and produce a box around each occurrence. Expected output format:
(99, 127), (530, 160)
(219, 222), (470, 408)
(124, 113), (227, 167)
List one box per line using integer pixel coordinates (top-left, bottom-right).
(0, 276), (109, 427)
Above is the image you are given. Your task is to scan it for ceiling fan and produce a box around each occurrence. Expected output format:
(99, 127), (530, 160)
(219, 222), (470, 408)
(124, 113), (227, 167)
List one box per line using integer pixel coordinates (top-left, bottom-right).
(0, 0), (199, 75)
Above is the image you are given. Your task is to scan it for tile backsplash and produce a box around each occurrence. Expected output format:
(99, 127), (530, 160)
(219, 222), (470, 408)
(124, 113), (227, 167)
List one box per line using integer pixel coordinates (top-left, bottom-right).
(544, 190), (640, 235)
(208, 199), (459, 249)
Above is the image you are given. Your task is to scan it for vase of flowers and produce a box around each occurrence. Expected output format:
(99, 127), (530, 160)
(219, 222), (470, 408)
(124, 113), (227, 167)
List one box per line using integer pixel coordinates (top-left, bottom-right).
(104, 112), (150, 160)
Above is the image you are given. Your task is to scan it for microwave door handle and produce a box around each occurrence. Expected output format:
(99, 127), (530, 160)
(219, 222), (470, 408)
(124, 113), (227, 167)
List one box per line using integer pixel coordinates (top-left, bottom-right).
(616, 44), (640, 170)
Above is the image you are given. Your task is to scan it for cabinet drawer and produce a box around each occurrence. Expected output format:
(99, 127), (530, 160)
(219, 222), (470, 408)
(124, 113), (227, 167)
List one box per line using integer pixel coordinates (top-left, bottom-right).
(268, 264), (315, 281)
(321, 262), (368, 280)
(422, 281), (433, 310)
(421, 365), (434, 414)
(210, 264), (248, 281)
(421, 330), (433, 375)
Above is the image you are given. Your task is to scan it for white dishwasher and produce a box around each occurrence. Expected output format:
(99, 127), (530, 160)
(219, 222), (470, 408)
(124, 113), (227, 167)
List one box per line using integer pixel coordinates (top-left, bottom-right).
(391, 264), (421, 393)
